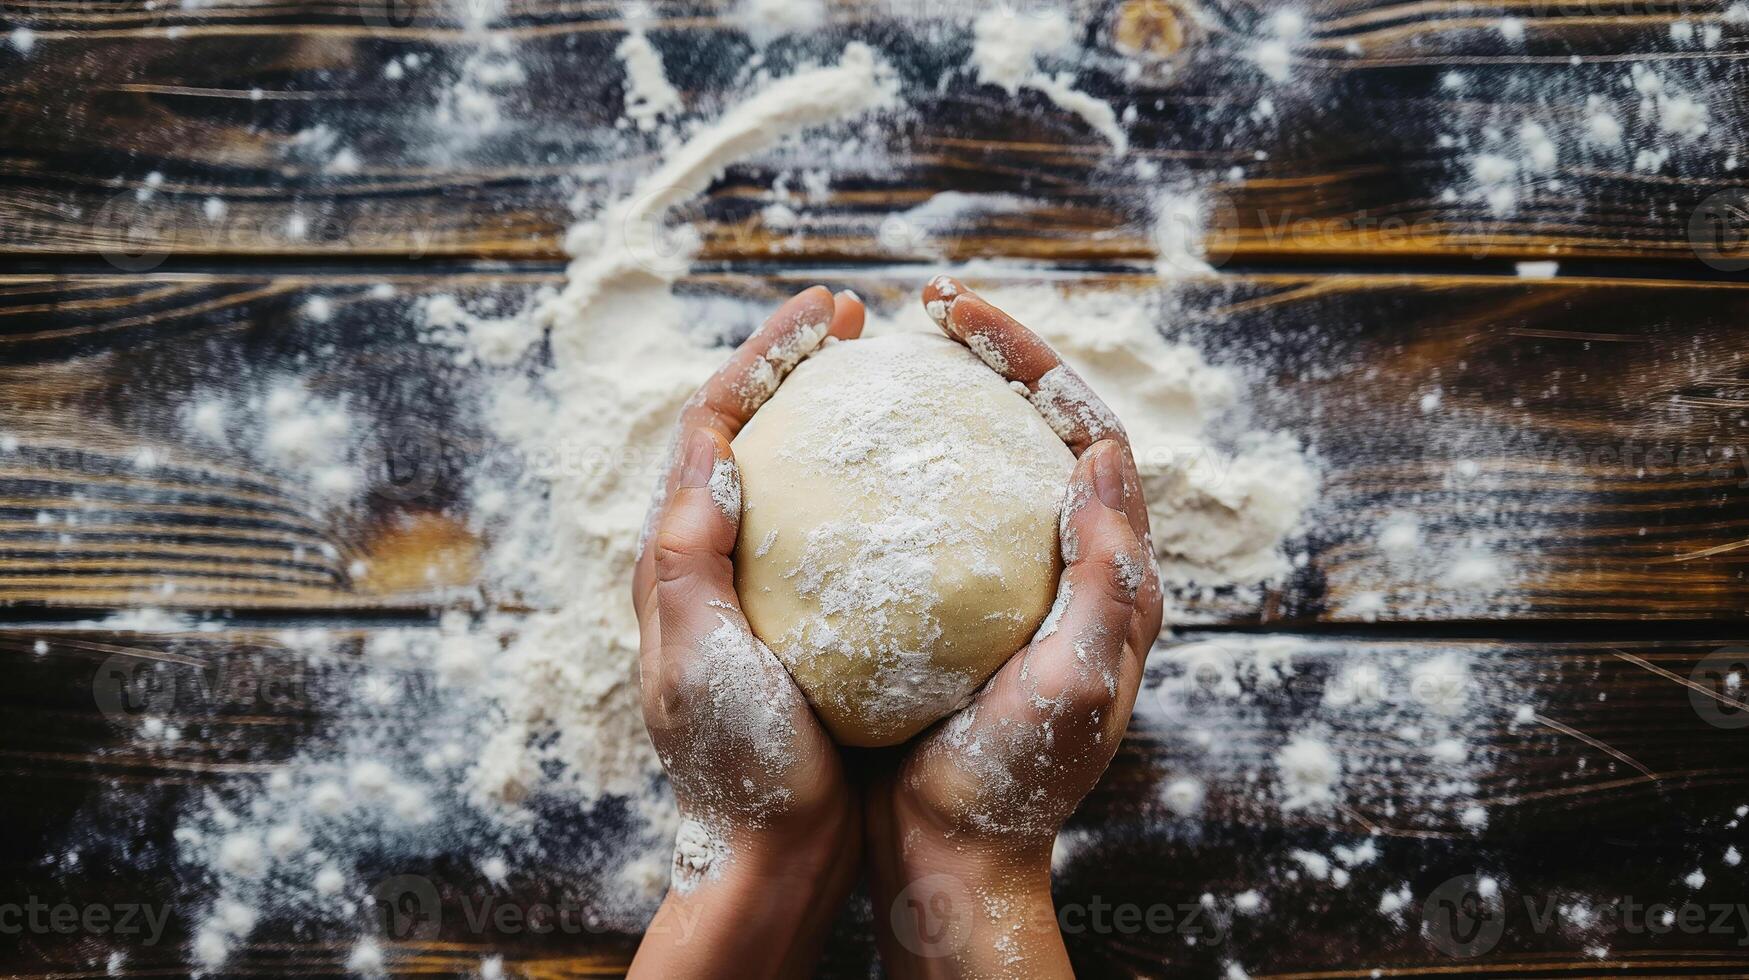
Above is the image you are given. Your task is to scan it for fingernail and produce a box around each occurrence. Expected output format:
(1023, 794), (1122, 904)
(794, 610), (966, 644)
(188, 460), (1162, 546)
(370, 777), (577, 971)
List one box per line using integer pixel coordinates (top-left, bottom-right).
(837, 288), (861, 305)
(1092, 443), (1126, 511)
(677, 429), (718, 488)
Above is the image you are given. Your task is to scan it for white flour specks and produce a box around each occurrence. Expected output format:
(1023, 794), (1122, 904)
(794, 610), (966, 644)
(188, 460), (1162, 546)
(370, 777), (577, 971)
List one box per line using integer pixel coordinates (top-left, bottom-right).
(616, 29), (683, 130)
(552, 44), (899, 315)
(707, 457), (742, 519)
(970, 7), (1128, 152)
(1275, 734), (1340, 811)
(670, 819), (721, 893)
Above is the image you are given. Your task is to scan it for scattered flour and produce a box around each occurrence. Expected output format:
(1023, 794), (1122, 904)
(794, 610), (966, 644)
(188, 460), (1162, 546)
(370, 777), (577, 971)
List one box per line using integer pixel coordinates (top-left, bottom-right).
(1153, 190), (1218, 277)
(616, 29), (683, 130)
(970, 7), (1128, 152)
(945, 285), (1314, 597)
(52, 8), (1635, 971)
(1250, 40), (1291, 83)
(742, 0), (826, 34)
(1275, 734), (1340, 811)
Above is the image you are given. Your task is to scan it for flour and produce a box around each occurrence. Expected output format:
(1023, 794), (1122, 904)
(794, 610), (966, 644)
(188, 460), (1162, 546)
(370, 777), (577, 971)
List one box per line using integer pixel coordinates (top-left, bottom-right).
(257, 379), (360, 500)
(101, 15), (1346, 971)
(1153, 190), (1217, 276)
(970, 7), (1128, 152)
(1250, 40), (1291, 83)
(345, 939), (384, 975)
(616, 29), (682, 131)
(742, 0), (825, 33)
(419, 293), (542, 367)
(1275, 734), (1340, 811)
(1162, 776), (1206, 816)
(547, 44), (899, 324)
(9, 26), (36, 53)
(936, 284), (1315, 597)
(670, 819), (720, 893)
(1445, 58), (1732, 216)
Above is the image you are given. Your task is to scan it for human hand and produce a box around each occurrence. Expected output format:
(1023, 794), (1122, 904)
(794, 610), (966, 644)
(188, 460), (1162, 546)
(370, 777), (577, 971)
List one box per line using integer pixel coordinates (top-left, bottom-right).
(864, 276), (1165, 977)
(628, 285), (866, 979)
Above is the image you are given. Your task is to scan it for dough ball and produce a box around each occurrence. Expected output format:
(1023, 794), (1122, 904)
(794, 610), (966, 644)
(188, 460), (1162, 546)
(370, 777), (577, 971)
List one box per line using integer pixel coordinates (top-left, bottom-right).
(732, 332), (1075, 747)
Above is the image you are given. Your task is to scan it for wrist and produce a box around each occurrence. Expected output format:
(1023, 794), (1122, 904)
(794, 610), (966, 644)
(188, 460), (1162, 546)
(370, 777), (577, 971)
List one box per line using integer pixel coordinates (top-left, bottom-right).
(723, 797), (862, 894)
(867, 795), (1068, 978)
(632, 804), (860, 980)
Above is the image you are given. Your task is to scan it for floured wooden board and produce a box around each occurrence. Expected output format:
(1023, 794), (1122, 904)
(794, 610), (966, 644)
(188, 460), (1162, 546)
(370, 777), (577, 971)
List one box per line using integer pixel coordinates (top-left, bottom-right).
(3, 625), (1745, 977)
(2, 268), (1745, 621)
(2, 0), (1745, 265)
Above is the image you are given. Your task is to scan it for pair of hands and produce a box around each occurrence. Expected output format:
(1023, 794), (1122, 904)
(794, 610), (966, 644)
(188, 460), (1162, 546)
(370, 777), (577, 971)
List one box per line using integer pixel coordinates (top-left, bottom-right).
(628, 279), (1165, 979)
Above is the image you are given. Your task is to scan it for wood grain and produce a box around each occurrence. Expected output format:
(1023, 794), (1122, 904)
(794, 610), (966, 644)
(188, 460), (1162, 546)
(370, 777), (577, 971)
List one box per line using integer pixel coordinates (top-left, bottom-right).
(3, 625), (1745, 977)
(2, 268), (1746, 621)
(2, 0), (1744, 264)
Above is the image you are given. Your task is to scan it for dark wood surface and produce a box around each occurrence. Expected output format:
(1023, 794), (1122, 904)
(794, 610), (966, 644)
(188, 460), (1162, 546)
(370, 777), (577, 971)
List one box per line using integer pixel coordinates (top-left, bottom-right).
(4, 625), (1747, 977)
(3, 0), (1747, 977)
(4, 269), (1747, 621)
(3, 0), (1745, 266)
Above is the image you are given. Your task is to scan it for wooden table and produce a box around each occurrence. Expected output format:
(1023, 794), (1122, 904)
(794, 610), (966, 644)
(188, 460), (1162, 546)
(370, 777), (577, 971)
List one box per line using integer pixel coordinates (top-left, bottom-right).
(3, 1), (1747, 976)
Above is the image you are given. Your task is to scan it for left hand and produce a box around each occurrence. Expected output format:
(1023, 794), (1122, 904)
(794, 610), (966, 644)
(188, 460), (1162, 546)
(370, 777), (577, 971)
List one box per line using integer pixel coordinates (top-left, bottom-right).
(628, 285), (866, 980)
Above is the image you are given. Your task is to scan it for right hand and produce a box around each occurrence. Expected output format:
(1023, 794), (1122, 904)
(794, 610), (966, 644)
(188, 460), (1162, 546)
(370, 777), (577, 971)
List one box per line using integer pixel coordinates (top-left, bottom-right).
(863, 277), (1165, 977)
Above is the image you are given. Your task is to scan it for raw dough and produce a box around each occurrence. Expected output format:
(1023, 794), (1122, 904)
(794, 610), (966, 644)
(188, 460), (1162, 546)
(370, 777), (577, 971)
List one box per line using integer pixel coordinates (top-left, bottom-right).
(732, 332), (1075, 747)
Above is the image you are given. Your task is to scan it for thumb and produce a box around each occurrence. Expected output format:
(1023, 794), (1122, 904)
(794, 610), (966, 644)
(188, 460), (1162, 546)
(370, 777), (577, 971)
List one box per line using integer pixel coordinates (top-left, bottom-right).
(653, 428), (744, 655)
(1018, 440), (1150, 726)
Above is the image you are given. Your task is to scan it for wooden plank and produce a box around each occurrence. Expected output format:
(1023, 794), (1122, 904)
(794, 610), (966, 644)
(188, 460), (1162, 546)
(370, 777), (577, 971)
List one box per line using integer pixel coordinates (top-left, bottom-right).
(6, 626), (1743, 833)
(2, 1), (1744, 264)
(2, 268), (1746, 621)
(3, 626), (1746, 977)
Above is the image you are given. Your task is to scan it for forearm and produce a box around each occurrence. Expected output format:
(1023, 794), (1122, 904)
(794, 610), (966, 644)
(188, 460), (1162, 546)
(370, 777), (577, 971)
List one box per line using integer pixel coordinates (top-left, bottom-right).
(630, 815), (860, 979)
(866, 798), (1069, 980)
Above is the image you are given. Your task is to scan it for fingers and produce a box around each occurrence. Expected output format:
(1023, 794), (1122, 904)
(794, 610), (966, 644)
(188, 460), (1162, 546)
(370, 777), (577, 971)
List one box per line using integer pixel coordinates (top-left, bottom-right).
(902, 446), (1153, 835)
(680, 285), (839, 444)
(826, 288), (866, 342)
(921, 275), (1125, 455)
(636, 284), (855, 616)
(1030, 441), (1151, 704)
(943, 443), (1152, 743)
(919, 276), (1162, 647)
(650, 428), (744, 665)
